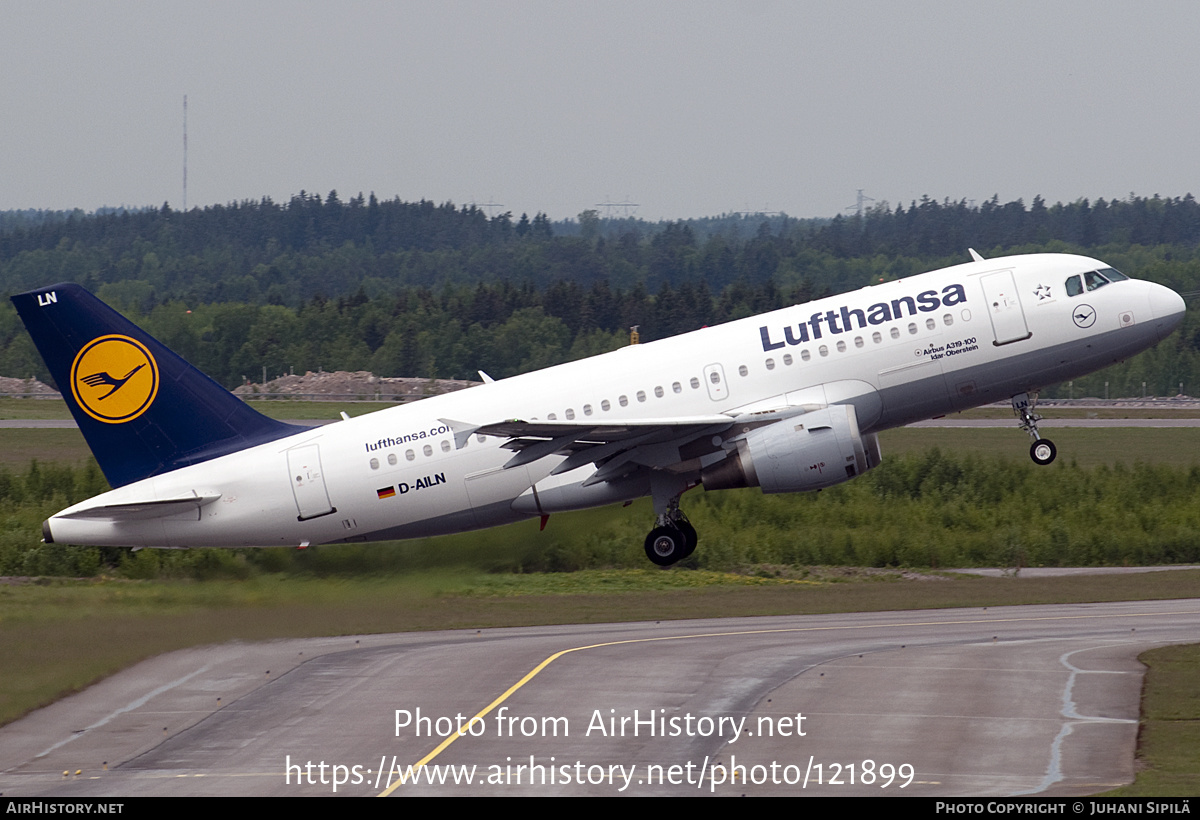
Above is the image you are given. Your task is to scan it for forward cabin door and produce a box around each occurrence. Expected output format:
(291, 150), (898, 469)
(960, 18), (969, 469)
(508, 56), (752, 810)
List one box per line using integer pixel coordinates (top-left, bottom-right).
(980, 270), (1032, 345)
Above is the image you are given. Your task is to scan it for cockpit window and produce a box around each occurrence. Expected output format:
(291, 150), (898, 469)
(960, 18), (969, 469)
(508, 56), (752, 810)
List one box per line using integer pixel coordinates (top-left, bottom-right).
(1098, 267), (1129, 281)
(1084, 270), (1111, 292)
(1065, 275), (1083, 297)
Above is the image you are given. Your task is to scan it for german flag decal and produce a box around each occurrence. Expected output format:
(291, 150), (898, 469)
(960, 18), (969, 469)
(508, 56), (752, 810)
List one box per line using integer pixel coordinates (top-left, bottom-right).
(377, 486), (396, 499)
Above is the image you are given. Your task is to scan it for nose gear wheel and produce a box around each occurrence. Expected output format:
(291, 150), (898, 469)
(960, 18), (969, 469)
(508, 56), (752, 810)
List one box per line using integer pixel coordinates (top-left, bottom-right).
(1012, 391), (1056, 465)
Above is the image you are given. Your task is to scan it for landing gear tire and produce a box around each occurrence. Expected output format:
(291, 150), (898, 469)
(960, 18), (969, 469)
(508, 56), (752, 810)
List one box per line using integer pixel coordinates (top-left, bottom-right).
(676, 520), (698, 559)
(645, 526), (688, 566)
(1030, 439), (1057, 466)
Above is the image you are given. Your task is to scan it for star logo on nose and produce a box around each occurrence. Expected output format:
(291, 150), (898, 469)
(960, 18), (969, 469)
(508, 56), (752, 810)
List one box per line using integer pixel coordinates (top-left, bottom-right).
(1034, 284), (1052, 301)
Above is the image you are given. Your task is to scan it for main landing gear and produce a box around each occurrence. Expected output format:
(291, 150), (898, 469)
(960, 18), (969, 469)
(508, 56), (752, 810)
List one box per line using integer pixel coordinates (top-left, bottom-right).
(643, 472), (698, 566)
(644, 514), (697, 566)
(1012, 391), (1056, 465)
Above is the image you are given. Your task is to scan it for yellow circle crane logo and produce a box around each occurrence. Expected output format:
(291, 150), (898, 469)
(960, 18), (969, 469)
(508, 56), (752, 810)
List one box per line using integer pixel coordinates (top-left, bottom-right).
(70, 335), (159, 424)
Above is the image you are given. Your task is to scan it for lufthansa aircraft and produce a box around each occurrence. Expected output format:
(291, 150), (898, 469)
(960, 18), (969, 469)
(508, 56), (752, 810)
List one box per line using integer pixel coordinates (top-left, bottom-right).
(12, 252), (1186, 565)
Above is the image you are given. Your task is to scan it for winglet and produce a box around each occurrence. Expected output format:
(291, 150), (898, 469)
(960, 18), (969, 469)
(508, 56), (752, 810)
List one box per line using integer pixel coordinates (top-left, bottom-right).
(969, 248), (985, 262)
(438, 418), (481, 450)
(478, 370), (495, 384)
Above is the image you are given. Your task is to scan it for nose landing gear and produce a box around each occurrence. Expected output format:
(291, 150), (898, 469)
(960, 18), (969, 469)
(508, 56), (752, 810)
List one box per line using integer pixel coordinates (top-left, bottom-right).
(1012, 392), (1056, 465)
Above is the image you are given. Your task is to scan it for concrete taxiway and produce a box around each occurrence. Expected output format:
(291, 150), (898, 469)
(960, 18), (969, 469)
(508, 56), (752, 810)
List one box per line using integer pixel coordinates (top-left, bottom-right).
(2, 598), (1197, 797)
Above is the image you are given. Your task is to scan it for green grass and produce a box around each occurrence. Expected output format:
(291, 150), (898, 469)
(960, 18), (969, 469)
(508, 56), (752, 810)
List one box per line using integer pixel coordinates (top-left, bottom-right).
(0, 429), (93, 466)
(1107, 644), (1200, 796)
(879, 427), (1200, 469)
(0, 398), (74, 420)
(959, 406), (1200, 419)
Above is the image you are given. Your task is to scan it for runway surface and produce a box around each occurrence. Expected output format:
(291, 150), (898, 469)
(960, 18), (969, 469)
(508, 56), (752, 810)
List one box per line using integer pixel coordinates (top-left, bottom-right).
(2, 598), (1198, 797)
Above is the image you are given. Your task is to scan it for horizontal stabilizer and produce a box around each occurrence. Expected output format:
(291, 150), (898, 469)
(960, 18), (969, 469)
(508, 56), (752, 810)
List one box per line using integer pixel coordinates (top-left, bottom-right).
(57, 492), (222, 521)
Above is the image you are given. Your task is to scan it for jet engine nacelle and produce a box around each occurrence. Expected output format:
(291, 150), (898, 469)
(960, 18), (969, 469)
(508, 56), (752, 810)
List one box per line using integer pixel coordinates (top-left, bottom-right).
(701, 404), (882, 494)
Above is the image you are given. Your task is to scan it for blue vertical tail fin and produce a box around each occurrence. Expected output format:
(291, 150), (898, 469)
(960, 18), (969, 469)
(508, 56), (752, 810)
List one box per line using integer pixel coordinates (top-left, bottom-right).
(12, 283), (305, 488)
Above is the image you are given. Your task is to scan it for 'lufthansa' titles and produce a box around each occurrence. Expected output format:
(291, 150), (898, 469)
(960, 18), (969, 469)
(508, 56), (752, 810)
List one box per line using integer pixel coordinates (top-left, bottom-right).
(759, 283), (968, 352)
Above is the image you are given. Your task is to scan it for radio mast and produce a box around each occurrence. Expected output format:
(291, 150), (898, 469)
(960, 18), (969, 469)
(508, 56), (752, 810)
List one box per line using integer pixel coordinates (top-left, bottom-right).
(182, 95), (188, 211)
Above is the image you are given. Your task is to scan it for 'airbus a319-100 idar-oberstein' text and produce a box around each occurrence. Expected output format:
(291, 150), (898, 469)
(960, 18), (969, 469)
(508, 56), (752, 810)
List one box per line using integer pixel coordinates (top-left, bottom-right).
(13, 251), (1186, 565)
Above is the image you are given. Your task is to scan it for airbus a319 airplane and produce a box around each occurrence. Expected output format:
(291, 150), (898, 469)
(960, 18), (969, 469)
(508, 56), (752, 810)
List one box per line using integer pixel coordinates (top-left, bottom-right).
(12, 251), (1186, 566)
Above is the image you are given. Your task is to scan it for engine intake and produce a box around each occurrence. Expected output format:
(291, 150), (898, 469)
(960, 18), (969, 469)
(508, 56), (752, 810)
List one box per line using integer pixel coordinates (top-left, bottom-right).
(701, 405), (881, 494)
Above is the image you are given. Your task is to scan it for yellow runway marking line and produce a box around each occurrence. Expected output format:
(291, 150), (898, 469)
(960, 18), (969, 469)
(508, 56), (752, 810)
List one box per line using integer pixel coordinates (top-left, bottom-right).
(377, 607), (1199, 795)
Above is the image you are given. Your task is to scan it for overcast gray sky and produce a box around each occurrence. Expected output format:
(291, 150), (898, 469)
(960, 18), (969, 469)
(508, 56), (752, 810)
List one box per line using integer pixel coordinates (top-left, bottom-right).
(3, 1), (1198, 220)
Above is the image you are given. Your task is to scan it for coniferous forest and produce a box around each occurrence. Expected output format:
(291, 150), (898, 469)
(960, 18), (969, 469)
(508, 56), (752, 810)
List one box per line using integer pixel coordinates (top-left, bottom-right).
(5, 193), (1200, 577)
(2, 192), (1199, 398)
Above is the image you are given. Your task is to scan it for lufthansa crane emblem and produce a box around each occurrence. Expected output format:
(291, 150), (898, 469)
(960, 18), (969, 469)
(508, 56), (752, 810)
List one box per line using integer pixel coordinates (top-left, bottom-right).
(70, 335), (159, 423)
(1072, 304), (1097, 329)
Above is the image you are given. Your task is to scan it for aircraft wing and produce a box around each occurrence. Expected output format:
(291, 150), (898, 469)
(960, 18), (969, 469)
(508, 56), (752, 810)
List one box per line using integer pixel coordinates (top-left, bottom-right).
(440, 414), (746, 486)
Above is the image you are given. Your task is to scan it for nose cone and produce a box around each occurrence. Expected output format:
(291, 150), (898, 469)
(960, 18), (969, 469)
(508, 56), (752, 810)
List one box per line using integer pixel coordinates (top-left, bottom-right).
(1149, 283), (1187, 339)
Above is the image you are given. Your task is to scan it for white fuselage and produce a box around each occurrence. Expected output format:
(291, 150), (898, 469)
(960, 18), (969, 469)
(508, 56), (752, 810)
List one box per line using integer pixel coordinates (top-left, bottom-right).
(47, 253), (1186, 548)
